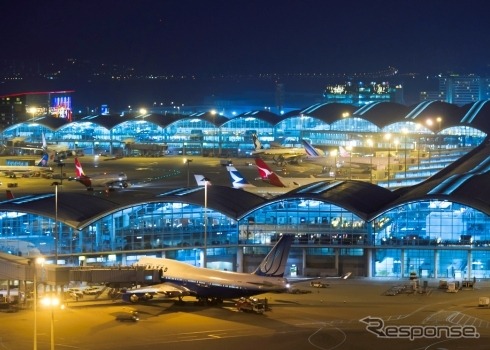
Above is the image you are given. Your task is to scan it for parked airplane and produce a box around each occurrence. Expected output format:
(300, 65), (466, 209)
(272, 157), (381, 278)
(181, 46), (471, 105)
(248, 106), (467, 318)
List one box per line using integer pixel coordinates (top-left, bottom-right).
(121, 234), (294, 304)
(251, 134), (306, 165)
(254, 157), (321, 188)
(0, 239), (41, 257)
(193, 174), (211, 186)
(70, 157), (129, 190)
(0, 152), (55, 177)
(226, 166), (289, 197)
(301, 140), (394, 170)
(10, 133), (83, 160)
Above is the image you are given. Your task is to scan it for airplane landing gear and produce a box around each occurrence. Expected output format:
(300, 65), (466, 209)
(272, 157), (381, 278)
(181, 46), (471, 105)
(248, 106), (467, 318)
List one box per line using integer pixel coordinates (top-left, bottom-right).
(195, 297), (223, 306)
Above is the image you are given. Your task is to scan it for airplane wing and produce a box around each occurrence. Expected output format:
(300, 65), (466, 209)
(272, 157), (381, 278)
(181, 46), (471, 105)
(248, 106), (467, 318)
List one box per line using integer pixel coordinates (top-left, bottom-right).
(287, 272), (352, 286)
(122, 282), (192, 302)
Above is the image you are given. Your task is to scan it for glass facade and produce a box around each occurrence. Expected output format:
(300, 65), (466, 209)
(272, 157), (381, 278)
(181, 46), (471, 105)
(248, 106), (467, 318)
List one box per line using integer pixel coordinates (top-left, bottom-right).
(373, 201), (490, 278)
(0, 102), (488, 278)
(1, 109), (486, 161)
(0, 195), (488, 278)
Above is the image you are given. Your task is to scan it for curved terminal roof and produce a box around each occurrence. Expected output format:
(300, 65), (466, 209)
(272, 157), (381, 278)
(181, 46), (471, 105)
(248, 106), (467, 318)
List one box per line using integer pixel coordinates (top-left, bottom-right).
(353, 102), (411, 128)
(405, 101), (464, 130)
(157, 186), (267, 219)
(136, 113), (185, 128)
(0, 186), (267, 230)
(187, 111), (230, 127)
(78, 114), (132, 130)
(273, 180), (400, 221)
(26, 116), (72, 131)
(298, 103), (359, 124)
(236, 110), (282, 126)
(387, 136), (490, 216)
(5, 101), (490, 134)
(460, 100), (490, 132)
(0, 191), (157, 228)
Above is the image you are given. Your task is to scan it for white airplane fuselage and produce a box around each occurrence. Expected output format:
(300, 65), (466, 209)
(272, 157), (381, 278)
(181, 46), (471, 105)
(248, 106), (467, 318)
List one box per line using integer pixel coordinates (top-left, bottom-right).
(133, 257), (289, 299)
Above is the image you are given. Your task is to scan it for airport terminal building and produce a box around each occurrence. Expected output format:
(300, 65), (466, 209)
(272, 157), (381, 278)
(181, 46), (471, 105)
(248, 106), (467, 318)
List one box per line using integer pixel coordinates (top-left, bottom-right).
(0, 100), (489, 281)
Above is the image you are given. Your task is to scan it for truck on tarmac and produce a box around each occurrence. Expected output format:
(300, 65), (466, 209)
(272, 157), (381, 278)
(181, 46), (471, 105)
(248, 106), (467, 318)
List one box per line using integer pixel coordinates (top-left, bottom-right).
(220, 159), (233, 166)
(115, 311), (139, 322)
(235, 297), (266, 314)
(310, 280), (329, 288)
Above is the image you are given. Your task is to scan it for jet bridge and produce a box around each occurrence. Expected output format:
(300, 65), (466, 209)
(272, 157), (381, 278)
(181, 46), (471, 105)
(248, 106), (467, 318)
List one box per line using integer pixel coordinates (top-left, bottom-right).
(0, 252), (162, 288)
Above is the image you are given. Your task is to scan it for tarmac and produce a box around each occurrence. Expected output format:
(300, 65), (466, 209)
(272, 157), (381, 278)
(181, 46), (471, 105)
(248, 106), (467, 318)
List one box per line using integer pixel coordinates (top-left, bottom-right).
(1, 278), (490, 350)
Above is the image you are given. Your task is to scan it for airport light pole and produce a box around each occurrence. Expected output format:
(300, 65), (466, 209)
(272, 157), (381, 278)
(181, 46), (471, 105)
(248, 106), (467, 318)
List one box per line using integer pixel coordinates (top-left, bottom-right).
(436, 117), (442, 158)
(202, 177), (210, 267)
(415, 123), (422, 170)
(51, 182), (60, 264)
(330, 149), (338, 179)
(366, 138), (373, 183)
(33, 261), (37, 350)
(41, 295), (61, 350)
(33, 257), (45, 350)
(384, 133), (392, 188)
(210, 109), (217, 156)
(29, 107), (37, 122)
(58, 160), (65, 186)
(401, 128), (408, 179)
(184, 158), (193, 187)
(346, 144), (353, 180)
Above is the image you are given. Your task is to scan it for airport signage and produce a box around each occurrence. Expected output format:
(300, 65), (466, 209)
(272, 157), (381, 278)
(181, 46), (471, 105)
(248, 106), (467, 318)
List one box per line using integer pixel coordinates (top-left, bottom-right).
(360, 316), (479, 341)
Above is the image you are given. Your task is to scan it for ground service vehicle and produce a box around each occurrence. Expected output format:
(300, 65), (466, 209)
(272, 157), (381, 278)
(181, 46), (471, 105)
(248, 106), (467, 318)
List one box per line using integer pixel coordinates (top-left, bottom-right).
(235, 297), (266, 314)
(310, 280), (329, 288)
(116, 311), (139, 322)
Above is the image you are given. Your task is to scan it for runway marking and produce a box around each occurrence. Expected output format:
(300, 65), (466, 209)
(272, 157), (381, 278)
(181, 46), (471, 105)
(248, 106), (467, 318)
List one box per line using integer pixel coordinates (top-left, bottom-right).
(307, 326), (347, 350)
(423, 310), (490, 329)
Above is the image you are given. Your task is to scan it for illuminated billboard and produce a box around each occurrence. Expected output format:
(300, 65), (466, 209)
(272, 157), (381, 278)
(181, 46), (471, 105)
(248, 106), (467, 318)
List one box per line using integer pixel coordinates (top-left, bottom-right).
(50, 96), (72, 121)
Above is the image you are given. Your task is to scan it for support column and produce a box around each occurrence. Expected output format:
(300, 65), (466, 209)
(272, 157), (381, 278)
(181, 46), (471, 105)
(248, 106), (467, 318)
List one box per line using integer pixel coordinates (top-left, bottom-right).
(365, 248), (373, 278)
(120, 253), (127, 266)
(434, 250), (439, 279)
(467, 250), (472, 280)
(236, 247), (243, 273)
(401, 249), (406, 279)
(335, 248), (340, 275)
(302, 248), (306, 276)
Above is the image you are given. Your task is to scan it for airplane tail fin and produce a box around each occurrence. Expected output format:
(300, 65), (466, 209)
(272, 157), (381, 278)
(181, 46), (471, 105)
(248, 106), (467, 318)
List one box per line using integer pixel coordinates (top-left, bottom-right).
(339, 146), (350, 157)
(194, 175), (211, 186)
(251, 134), (262, 151)
(6, 190), (14, 199)
(74, 157), (86, 177)
(252, 235), (294, 277)
(301, 140), (322, 157)
(254, 158), (286, 187)
(36, 153), (50, 167)
(267, 172), (287, 187)
(226, 166), (253, 188)
(254, 157), (272, 181)
(42, 133), (47, 151)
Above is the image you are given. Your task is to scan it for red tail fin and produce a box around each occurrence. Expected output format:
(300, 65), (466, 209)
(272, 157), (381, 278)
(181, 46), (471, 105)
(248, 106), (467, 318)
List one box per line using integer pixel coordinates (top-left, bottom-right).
(254, 157), (287, 187)
(254, 157), (274, 180)
(6, 190), (14, 199)
(74, 157), (85, 177)
(267, 172), (286, 187)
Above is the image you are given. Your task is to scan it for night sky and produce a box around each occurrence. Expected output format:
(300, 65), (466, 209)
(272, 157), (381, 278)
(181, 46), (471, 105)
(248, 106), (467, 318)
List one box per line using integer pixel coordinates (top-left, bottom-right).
(2, 0), (489, 75)
(1, 0), (490, 109)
